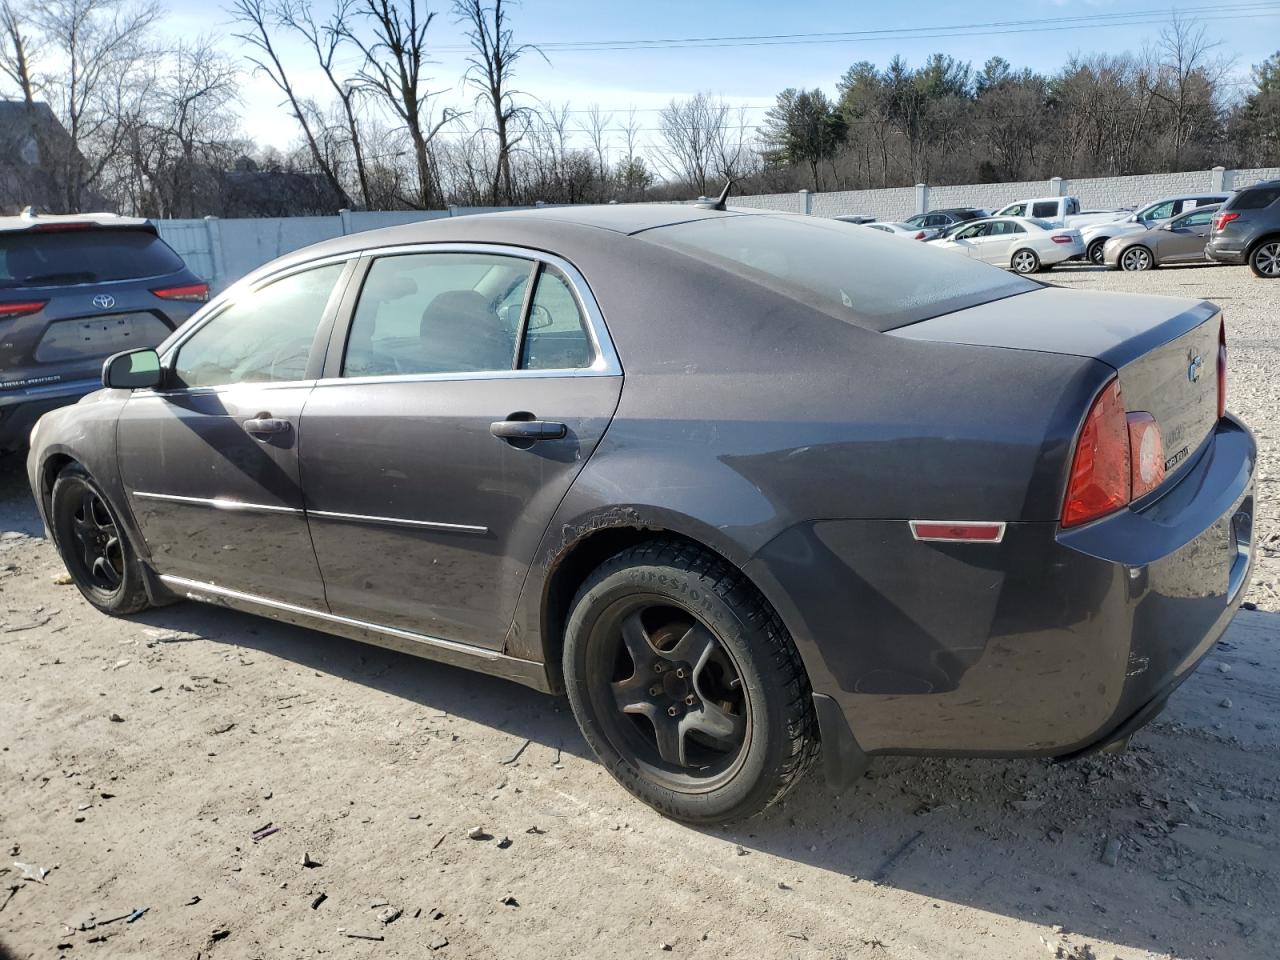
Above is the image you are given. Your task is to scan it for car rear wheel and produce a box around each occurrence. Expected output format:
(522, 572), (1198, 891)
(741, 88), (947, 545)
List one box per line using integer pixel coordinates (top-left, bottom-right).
(563, 539), (817, 823)
(1087, 238), (1109, 264)
(1120, 246), (1155, 272)
(50, 463), (150, 615)
(1011, 249), (1040, 274)
(1250, 239), (1280, 278)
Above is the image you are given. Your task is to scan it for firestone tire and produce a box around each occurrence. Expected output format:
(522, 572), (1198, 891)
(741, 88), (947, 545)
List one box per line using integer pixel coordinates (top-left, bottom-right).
(562, 539), (818, 824)
(50, 463), (150, 616)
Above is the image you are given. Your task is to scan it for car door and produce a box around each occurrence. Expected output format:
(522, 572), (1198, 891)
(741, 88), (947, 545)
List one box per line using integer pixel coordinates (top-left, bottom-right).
(968, 221), (1013, 263)
(940, 221), (987, 257)
(1159, 208), (1216, 261)
(116, 258), (355, 607)
(298, 246), (623, 650)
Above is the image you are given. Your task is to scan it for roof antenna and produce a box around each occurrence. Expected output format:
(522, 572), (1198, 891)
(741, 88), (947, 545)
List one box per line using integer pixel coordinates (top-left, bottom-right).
(696, 179), (734, 211)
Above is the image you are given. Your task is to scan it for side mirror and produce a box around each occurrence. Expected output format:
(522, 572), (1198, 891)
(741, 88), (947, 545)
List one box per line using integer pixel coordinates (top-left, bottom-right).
(1160, 222), (1175, 231)
(103, 348), (162, 389)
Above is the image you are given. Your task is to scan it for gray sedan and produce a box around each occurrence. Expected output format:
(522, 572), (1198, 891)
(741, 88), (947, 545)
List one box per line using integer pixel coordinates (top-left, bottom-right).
(26, 205), (1255, 824)
(1104, 205), (1221, 271)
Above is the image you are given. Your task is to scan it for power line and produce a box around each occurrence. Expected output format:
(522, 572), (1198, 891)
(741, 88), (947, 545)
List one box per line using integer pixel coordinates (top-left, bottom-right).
(429, 3), (1280, 53)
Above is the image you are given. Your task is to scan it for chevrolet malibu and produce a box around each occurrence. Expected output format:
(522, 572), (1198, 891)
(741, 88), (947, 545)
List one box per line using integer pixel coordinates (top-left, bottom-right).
(27, 205), (1255, 824)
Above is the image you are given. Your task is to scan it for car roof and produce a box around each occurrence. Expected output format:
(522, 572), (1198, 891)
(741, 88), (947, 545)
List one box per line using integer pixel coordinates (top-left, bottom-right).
(0, 209), (155, 234)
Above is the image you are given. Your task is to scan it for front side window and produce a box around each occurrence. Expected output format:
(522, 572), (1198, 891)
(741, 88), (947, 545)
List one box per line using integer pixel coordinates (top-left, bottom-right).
(1139, 200), (1176, 221)
(1175, 209), (1216, 228)
(1001, 203), (1027, 217)
(955, 222), (990, 240)
(173, 263), (345, 388)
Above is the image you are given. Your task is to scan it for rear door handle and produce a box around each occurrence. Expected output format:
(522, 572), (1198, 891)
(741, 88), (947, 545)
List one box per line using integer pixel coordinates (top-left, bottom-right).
(244, 416), (291, 437)
(489, 419), (567, 441)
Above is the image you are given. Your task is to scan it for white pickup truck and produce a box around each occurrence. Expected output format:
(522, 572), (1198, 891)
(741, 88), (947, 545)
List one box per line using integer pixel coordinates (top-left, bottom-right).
(993, 196), (1127, 229)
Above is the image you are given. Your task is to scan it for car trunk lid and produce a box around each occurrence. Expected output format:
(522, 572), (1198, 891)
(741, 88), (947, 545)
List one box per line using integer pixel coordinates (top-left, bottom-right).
(891, 287), (1222, 486)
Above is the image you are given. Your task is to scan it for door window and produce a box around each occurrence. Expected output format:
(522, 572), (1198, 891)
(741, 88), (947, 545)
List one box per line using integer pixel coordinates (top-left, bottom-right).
(1031, 201), (1058, 218)
(955, 222), (992, 240)
(1175, 209), (1216, 228)
(172, 263), (345, 389)
(1139, 200), (1176, 221)
(1001, 203), (1027, 217)
(991, 220), (1027, 235)
(344, 252), (542, 377)
(520, 268), (593, 370)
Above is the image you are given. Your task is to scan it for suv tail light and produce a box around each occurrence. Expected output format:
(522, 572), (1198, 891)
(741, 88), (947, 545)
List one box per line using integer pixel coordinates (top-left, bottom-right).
(0, 300), (48, 319)
(1217, 318), (1227, 419)
(29, 222), (94, 233)
(1062, 379), (1130, 527)
(151, 282), (209, 302)
(1213, 211), (1239, 232)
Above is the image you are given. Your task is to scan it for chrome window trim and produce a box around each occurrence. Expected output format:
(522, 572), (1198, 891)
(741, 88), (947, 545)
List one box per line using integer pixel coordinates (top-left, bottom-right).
(158, 574), (506, 662)
(132, 491), (304, 516)
(308, 509), (488, 535)
(314, 241), (622, 387)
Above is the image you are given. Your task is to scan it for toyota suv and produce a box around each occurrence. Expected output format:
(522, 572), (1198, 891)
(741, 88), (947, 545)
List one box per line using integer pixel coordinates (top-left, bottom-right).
(1206, 179), (1280, 278)
(0, 210), (207, 452)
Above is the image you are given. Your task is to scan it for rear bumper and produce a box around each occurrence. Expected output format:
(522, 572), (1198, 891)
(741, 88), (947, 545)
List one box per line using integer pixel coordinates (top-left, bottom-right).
(1205, 237), (1248, 264)
(0, 376), (99, 452)
(746, 414), (1255, 758)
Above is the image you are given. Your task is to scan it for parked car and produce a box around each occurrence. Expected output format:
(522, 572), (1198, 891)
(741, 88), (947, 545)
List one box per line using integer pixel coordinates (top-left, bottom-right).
(929, 216), (1085, 272)
(1081, 193), (1230, 264)
(1206, 179), (1280, 278)
(860, 222), (928, 239)
(0, 209), (206, 453)
(901, 208), (988, 233)
(1103, 204), (1221, 271)
(28, 205), (1253, 824)
(993, 196), (1119, 229)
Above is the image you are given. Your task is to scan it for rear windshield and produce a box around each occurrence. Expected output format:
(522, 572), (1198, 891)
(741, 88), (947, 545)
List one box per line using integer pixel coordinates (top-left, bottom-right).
(641, 214), (1037, 332)
(0, 229), (185, 289)
(1228, 185), (1280, 211)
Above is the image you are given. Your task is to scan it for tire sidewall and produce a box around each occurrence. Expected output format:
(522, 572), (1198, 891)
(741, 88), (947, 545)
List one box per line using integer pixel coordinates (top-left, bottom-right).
(1088, 239), (1107, 264)
(1250, 240), (1280, 279)
(563, 558), (789, 824)
(1122, 246), (1153, 271)
(1011, 249), (1039, 273)
(51, 465), (148, 614)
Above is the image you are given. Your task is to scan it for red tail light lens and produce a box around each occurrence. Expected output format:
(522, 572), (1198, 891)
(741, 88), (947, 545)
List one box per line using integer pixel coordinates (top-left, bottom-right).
(151, 282), (209, 302)
(1062, 379), (1131, 528)
(29, 222), (94, 233)
(1051, 234), (1073, 244)
(1213, 211), (1239, 232)
(914, 231), (926, 240)
(1126, 412), (1165, 499)
(1217, 318), (1227, 419)
(0, 300), (48, 319)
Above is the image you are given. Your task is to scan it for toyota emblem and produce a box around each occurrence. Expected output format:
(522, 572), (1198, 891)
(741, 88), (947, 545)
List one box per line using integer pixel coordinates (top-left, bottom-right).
(92, 294), (115, 310)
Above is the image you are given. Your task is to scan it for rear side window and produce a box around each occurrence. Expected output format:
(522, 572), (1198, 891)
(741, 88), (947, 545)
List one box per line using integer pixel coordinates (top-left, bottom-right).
(0, 229), (185, 288)
(520, 269), (592, 371)
(642, 214), (1038, 333)
(1031, 201), (1058, 218)
(1231, 186), (1280, 210)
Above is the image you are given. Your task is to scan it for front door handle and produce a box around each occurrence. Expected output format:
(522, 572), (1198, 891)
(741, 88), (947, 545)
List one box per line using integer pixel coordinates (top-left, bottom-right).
(489, 418), (567, 442)
(244, 415), (291, 437)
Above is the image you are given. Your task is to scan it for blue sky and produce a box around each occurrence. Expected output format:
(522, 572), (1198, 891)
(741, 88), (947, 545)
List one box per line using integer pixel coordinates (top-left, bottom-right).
(161, 0), (1280, 151)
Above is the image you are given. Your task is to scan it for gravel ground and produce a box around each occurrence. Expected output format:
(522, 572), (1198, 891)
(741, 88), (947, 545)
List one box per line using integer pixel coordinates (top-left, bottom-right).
(1, 260), (1277, 960)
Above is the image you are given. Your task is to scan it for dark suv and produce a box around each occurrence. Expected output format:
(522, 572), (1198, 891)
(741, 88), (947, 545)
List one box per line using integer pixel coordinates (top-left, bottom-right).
(0, 211), (207, 451)
(1206, 179), (1280, 278)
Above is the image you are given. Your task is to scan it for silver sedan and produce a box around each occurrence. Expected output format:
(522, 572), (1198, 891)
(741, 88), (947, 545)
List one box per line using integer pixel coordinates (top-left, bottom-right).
(928, 217), (1085, 273)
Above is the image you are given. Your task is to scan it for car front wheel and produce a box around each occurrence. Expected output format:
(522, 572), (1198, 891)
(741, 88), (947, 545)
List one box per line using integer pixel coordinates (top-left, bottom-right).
(1011, 249), (1040, 274)
(50, 463), (150, 615)
(563, 539), (817, 824)
(1250, 239), (1280, 278)
(1120, 246), (1155, 271)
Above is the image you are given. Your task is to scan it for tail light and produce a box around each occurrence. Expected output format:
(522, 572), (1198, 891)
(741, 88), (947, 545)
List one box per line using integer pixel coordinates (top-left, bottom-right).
(914, 231), (926, 240)
(151, 282), (209, 302)
(0, 300), (48, 319)
(1126, 412), (1165, 499)
(1217, 318), (1227, 419)
(1051, 234), (1074, 244)
(1213, 211), (1239, 232)
(1062, 379), (1130, 527)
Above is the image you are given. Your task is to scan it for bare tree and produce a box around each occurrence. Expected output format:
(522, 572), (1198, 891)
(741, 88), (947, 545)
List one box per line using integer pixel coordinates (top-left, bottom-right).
(655, 92), (734, 196)
(577, 103), (612, 185)
(230, 0), (350, 207)
(276, 0), (371, 208)
(1155, 15), (1231, 167)
(345, 0), (460, 208)
(452, 0), (541, 204)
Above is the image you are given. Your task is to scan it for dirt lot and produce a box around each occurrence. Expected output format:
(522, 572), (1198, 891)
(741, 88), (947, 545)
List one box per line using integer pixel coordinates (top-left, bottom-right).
(2, 262), (1278, 960)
